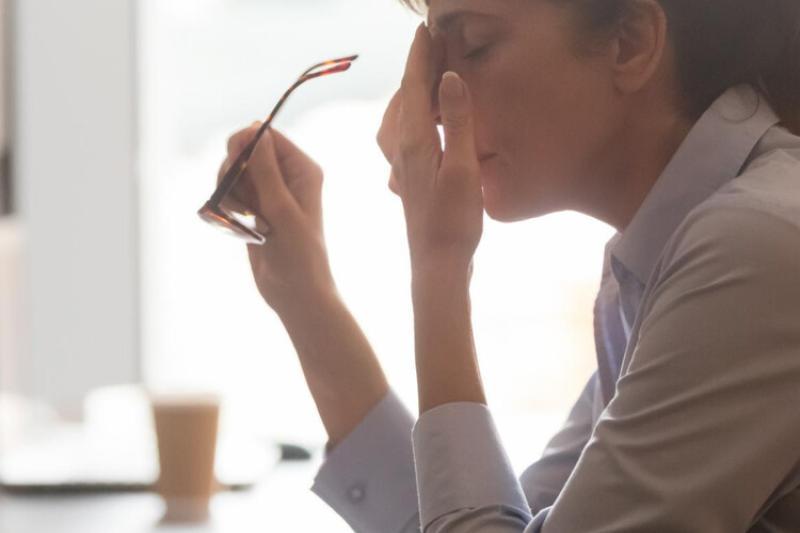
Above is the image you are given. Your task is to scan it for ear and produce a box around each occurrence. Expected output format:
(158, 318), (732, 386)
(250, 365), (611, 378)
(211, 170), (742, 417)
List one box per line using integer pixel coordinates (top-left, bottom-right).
(609, 0), (669, 94)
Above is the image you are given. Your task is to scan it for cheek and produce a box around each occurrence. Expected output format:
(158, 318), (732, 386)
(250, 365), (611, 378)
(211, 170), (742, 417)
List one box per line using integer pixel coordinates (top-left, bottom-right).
(459, 39), (613, 219)
(487, 55), (609, 177)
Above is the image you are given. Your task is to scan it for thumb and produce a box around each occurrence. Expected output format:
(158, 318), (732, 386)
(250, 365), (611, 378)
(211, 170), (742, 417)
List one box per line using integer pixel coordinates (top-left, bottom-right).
(438, 71), (477, 165)
(247, 128), (300, 221)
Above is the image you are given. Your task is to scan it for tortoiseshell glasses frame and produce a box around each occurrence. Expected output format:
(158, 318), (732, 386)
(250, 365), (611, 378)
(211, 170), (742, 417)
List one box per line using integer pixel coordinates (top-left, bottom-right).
(197, 54), (359, 245)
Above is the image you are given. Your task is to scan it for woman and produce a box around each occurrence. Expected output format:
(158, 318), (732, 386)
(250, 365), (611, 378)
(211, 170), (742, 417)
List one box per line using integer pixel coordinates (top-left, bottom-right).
(218, 0), (800, 530)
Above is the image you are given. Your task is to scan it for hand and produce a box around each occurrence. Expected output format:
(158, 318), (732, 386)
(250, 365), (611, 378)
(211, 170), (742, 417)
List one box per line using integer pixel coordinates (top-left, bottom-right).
(217, 123), (337, 314)
(377, 23), (484, 276)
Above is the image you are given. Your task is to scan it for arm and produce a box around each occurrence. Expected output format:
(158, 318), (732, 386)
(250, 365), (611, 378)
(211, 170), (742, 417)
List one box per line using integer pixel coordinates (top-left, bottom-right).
(388, 24), (552, 532)
(277, 288), (390, 448)
(218, 124), (420, 532)
(220, 123), (391, 450)
(410, 264), (537, 532)
(412, 206), (800, 532)
(411, 264), (485, 412)
(279, 290), (422, 532)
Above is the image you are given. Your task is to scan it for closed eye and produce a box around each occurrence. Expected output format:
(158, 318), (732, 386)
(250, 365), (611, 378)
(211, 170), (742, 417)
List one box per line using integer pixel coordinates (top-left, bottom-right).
(463, 43), (491, 61)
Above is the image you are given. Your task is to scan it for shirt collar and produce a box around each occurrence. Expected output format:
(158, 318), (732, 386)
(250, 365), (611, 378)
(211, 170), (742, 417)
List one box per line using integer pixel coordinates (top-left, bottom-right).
(609, 83), (781, 287)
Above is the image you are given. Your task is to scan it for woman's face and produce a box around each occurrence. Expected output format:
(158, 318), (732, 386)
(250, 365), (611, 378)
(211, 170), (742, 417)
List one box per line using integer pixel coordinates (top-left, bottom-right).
(428, 0), (623, 222)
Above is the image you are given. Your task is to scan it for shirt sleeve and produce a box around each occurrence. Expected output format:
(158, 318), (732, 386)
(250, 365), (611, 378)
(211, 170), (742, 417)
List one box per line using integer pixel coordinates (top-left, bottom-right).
(312, 372), (598, 533)
(409, 359), (600, 532)
(412, 401), (548, 532)
(537, 205), (800, 532)
(311, 388), (421, 533)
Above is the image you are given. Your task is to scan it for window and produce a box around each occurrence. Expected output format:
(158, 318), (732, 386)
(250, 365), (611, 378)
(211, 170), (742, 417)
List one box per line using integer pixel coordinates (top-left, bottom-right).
(139, 0), (614, 462)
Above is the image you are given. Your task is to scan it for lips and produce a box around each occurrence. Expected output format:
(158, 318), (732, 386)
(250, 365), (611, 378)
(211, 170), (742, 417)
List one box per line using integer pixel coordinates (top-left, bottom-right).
(478, 153), (496, 162)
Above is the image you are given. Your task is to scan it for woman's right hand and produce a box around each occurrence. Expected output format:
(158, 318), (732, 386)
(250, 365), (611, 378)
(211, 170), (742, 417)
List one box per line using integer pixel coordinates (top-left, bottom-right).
(220, 124), (390, 448)
(218, 122), (338, 315)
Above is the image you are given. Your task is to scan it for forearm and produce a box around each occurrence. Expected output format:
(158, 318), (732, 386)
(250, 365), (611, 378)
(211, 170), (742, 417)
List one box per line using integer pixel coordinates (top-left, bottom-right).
(412, 263), (486, 414)
(276, 288), (390, 448)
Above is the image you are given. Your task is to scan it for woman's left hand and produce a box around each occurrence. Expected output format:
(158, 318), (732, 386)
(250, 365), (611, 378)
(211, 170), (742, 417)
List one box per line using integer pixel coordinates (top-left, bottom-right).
(377, 23), (484, 277)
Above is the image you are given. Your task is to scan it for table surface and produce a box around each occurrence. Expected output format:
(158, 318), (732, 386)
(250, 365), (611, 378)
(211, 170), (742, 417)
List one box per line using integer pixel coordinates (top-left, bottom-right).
(0, 458), (354, 533)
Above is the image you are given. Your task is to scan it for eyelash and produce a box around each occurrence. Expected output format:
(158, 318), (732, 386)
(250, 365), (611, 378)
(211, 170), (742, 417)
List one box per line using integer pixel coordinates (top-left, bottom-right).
(463, 43), (491, 61)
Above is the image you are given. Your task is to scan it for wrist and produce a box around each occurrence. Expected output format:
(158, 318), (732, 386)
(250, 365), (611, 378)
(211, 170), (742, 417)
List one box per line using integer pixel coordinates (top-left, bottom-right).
(272, 280), (342, 325)
(412, 258), (473, 292)
(411, 270), (472, 316)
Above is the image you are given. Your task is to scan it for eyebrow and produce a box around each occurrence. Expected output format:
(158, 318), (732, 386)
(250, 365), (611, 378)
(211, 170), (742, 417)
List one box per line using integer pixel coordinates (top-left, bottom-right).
(430, 9), (497, 33)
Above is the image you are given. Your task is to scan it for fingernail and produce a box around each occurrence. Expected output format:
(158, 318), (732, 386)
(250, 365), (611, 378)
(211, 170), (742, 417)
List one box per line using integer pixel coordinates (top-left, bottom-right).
(442, 71), (464, 98)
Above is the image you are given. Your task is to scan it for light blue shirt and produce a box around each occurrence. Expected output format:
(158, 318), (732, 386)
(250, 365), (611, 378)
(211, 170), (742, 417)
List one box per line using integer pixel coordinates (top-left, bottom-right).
(311, 83), (800, 532)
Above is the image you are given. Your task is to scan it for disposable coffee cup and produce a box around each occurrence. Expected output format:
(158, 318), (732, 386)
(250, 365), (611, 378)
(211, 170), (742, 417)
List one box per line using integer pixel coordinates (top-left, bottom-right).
(149, 392), (220, 523)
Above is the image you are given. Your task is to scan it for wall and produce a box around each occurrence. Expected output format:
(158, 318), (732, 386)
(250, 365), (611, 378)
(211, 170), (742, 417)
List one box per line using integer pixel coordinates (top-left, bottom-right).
(12, 0), (140, 418)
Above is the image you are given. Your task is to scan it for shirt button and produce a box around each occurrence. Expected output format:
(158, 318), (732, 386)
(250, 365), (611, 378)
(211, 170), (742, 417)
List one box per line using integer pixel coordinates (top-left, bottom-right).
(347, 482), (366, 503)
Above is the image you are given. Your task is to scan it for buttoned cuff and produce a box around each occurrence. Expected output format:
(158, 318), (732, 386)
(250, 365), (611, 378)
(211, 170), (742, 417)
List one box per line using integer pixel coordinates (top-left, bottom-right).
(311, 389), (419, 533)
(412, 401), (532, 529)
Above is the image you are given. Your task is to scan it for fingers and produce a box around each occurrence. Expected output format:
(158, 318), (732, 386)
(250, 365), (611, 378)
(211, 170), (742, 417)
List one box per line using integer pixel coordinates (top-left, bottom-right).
(438, 71), (478, 174)
(264, 128), (324, 218)
(219, 122), (261, 185)
(378, 27), (445, 164)
(398, 23), (440, 154)
(269, 128), (323, 190)
(226, 122), (262, 166)
(218, 122), (301, 226)
(227, 122), (257, 160)
(376, 89), (402, 164)
(216, 123), (262, 217)
(247, 127), (301, 220)
(388, 169), (401, 196)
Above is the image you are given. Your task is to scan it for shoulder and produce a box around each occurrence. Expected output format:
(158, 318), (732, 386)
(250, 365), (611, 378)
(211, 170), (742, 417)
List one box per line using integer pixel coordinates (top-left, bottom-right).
(644, 196), (800, 327)
(657, 130), (800, 284)
(631, 191), (800, 377)
(709, 123), (800, 219)
(656, 203), (799, 291)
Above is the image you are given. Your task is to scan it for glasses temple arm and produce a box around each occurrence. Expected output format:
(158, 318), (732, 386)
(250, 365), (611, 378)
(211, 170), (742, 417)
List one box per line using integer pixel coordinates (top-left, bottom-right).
(210, 58), (358, 204)
(299, 54), (358, 77)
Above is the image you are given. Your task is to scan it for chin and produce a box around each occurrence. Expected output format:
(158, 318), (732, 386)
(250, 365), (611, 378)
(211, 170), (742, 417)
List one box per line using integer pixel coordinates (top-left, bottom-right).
(482, 184), (531, 222)
(481, 174), (559, 223)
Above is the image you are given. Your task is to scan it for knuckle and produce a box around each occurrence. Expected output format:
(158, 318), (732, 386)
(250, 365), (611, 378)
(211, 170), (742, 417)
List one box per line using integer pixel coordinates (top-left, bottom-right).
(227, 132), (247, 154)
(442, 112), (470, 131)
(388, 174), (401, 196)
(310, 162), (324, 183)
(217, 160), (230, 183)
(376, 126), (386, 149)
(254, 129), (273, 149)
(226, 134), (238, 154)
(399, 75), (411, 94)
(269, 196), (297, 221)
(376, 126), (396, 158)
(398, 135), (421, 158)
(250, 133), (276, 165)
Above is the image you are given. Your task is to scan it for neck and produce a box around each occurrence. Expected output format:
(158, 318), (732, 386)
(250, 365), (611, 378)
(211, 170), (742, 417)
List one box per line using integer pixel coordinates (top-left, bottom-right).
(572, 102), (695, 233)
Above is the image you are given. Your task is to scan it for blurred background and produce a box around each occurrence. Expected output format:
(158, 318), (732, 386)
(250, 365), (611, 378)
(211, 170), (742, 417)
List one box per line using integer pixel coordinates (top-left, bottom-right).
(0, 0), (613, 530)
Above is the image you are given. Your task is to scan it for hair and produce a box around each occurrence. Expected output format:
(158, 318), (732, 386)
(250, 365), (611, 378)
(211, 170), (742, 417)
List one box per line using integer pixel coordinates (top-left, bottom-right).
(397, 0), (800, 135)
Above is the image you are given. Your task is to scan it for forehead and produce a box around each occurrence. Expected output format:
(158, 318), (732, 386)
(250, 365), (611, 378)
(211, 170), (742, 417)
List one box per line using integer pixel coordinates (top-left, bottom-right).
(426, 0), (507, 32)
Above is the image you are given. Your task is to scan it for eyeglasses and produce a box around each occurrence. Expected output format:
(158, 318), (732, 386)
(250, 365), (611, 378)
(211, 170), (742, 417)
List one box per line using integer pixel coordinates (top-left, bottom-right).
(197, 54), (359, 245)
